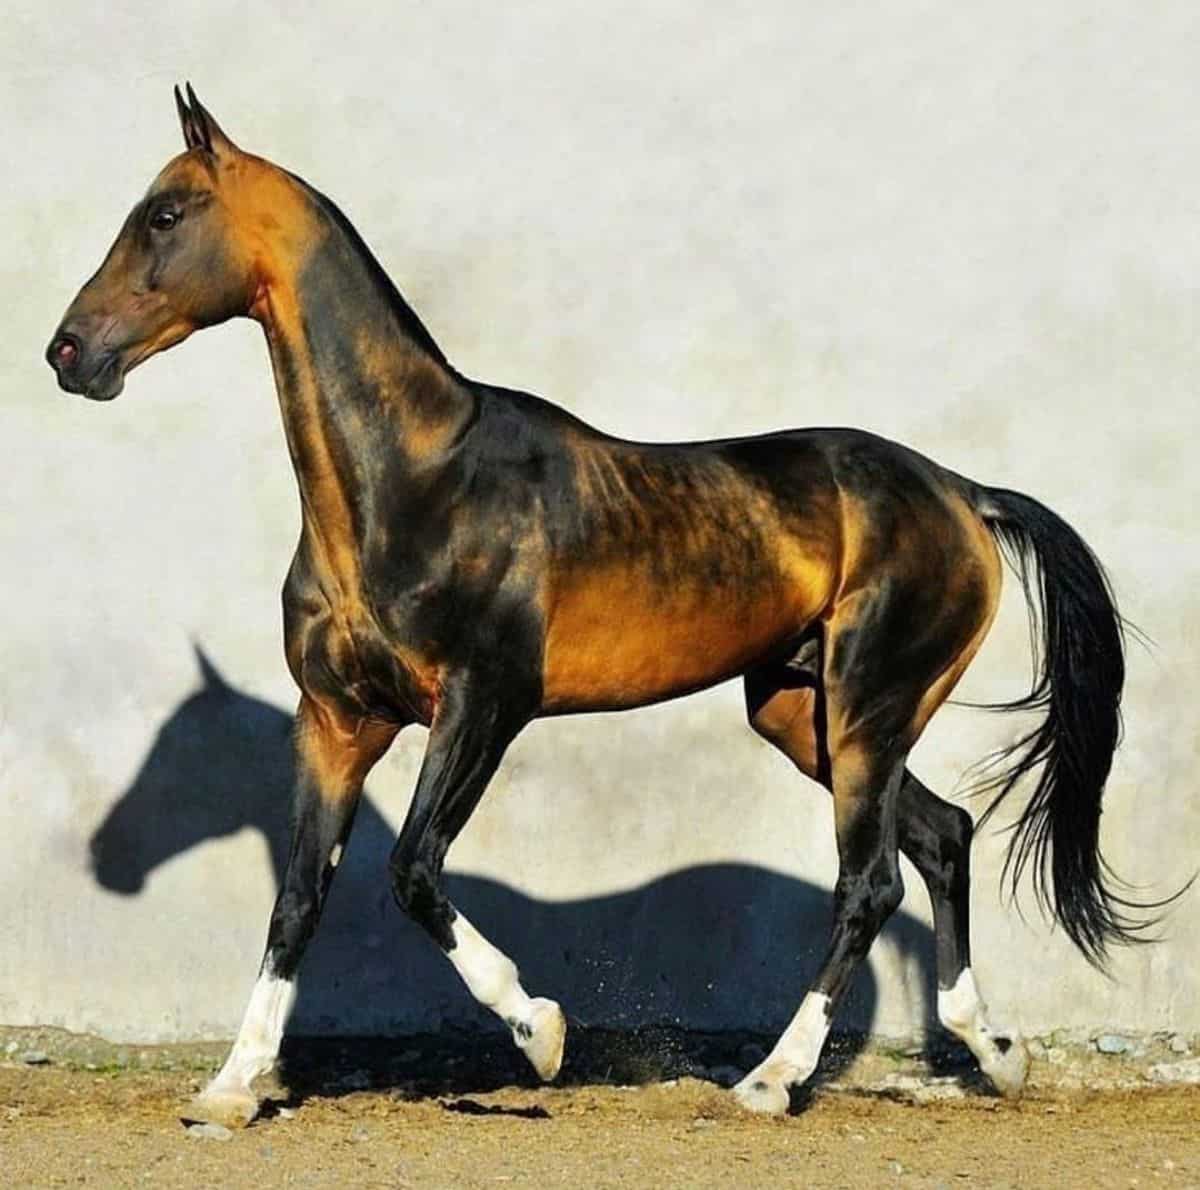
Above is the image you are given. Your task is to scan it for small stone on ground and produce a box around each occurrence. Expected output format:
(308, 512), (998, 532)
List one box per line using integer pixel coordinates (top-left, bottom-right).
(1150, 1058), (1200, 1085)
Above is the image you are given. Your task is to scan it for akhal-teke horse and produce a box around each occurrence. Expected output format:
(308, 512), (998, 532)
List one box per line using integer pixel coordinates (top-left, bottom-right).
(47, 88), (1174, 1126)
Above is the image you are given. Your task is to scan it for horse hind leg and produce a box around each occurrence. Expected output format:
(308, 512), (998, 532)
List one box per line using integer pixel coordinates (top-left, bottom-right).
(900, 773), (1028, 1096)
(734, 721), (907, 1114)
(731, 612), (906, 1113)
(741, 633), (1028, 1107)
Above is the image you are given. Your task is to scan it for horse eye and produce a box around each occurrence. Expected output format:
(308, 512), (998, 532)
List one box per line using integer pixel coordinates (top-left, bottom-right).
(150, 209), (179, 232)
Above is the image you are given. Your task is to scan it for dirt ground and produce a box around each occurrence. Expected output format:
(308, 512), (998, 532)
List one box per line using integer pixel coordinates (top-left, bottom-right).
(2, 1057), (1198, 1190)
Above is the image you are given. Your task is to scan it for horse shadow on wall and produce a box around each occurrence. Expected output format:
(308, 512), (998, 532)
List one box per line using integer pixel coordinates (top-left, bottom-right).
(88, 647), (939, 1091)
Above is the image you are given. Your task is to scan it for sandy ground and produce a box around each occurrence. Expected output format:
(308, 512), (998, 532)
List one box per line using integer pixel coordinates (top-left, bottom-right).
(2, 1057), (1198, 1189)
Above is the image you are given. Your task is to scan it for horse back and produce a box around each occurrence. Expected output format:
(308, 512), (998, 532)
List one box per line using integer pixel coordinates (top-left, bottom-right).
(535, 418), (992, 715)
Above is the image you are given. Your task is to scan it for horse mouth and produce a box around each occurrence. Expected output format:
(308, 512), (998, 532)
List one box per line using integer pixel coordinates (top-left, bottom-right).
(96, 869), (144, 895)
(55, 351), (127, 402)
(88, 841), (144, 894)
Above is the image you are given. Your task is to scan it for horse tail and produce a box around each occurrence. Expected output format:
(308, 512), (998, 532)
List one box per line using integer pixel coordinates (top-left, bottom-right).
(969, 484), (1182, 969)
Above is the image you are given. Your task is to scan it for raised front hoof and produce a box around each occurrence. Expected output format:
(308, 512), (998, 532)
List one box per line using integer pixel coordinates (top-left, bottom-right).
(517, 997), (567, 1082)
(182, 1085), (260, 1130)
(732, 1070), (791, 1116)
(981, 1034), (1030, 1099)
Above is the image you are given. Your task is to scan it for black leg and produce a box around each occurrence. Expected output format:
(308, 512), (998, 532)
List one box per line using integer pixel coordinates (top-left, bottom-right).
(389, 676), (567, 1080)
(819, 752), (909, 999)
(897, 773), (1028, 1094)
(745, 662), (1029, 1105)
(188, 697), (397, 1126)
(734, 742), (907, 1113)
(895, 773), (973, 988)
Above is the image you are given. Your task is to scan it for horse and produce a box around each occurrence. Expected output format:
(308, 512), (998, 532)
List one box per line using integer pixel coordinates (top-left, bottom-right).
(47, 86), (1165, 1126)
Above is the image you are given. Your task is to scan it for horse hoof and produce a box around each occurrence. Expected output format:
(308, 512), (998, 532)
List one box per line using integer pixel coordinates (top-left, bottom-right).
(982, 1034), (1030, 1099)
(183, 1085), (260, 1129)
(732, 1070), (791, 1116)
(519, 997), (566, 1082)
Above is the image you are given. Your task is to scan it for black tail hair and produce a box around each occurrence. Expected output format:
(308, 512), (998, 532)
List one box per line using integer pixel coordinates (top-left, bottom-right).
(974, 486), (1183, 969)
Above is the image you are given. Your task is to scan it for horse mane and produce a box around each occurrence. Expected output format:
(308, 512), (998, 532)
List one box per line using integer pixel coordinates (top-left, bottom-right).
(284, 170), (452, 369)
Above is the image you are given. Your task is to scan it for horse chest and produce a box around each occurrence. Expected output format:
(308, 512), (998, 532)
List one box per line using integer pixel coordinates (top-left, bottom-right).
(282, 563), (440, 726)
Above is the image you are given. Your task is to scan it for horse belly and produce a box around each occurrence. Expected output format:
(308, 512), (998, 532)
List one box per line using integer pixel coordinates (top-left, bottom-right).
(540, 558), (832, 713)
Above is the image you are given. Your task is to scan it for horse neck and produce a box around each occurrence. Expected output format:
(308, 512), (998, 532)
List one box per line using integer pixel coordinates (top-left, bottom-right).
(253, 184), (473, 579)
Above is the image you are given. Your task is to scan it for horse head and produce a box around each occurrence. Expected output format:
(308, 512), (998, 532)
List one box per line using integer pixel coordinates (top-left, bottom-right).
(46, 85), (305, 401)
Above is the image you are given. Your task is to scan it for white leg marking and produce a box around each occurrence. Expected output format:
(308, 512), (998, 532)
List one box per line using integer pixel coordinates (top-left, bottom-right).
(187, 965), (295, 1126)
(448, 913), (566, 1081)
(938, 967), (1028, 1097)
(329, 842), (343, 868)
(734, 992), (831, 1115)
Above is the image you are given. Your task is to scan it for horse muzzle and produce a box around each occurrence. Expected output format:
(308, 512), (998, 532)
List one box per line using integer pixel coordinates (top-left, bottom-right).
(45, 327), (126, 401)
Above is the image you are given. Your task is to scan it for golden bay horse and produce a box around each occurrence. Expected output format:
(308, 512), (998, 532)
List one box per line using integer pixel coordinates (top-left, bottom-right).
(48, 87), (1171, 1126)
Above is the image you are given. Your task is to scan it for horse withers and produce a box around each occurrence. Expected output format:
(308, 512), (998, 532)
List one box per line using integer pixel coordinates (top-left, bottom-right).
(47, 87), (1173, 1126)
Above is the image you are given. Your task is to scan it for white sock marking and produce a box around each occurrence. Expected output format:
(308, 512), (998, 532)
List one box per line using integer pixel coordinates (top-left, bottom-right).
(329, 842), (343, 868)
(734, 991), (831, 1112)
(763, 992), (832, 1084)
(938, 968), (991, 1052)
(938, 965), (1025, 1090)
(447, 912), (532, 1024)
(445, 912), (566, 1081)
(205, 965), (295, 1094)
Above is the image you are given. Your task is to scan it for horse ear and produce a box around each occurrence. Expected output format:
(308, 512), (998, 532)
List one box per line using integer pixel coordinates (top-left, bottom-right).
(174, 83), (238, 157)
(175, 84), (206, 152)
(193, 643), (231, 694)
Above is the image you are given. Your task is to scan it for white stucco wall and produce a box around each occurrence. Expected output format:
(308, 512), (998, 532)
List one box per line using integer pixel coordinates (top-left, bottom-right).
(1, 2), (1196, 1044)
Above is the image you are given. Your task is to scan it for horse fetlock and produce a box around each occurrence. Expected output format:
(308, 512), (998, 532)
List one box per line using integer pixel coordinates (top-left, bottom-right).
(938, 971), (1028, 1096)
(512, 997), (566, 1081)
(447, 914), (521, 1008)
(473, 954), (522, 1011)
(733, 991), (828, 1115)
(937, 967), (988, 1037)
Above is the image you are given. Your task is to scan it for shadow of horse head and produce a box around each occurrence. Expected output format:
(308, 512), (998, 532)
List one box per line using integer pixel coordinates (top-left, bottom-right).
(90, 646), (294, 893)
(87, 647), (938, 1079)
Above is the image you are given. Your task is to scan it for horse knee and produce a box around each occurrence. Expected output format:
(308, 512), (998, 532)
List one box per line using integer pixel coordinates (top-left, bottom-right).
(388, 856), (428, 918)
(389, 856), (454, 950)
(835, 860), (905, 944)
(872, 866), (906, 921)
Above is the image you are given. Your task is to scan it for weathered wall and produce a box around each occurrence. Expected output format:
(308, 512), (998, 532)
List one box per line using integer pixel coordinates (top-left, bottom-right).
(2, 2), (1197, 1045)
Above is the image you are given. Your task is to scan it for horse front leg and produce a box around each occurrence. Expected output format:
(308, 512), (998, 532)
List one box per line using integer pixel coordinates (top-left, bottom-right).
(186, 696), (398, 1127)
(389, 676), (567, 1081)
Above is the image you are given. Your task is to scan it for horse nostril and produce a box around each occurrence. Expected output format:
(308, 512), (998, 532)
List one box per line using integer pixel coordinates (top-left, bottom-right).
(48, 334), (81, 371)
